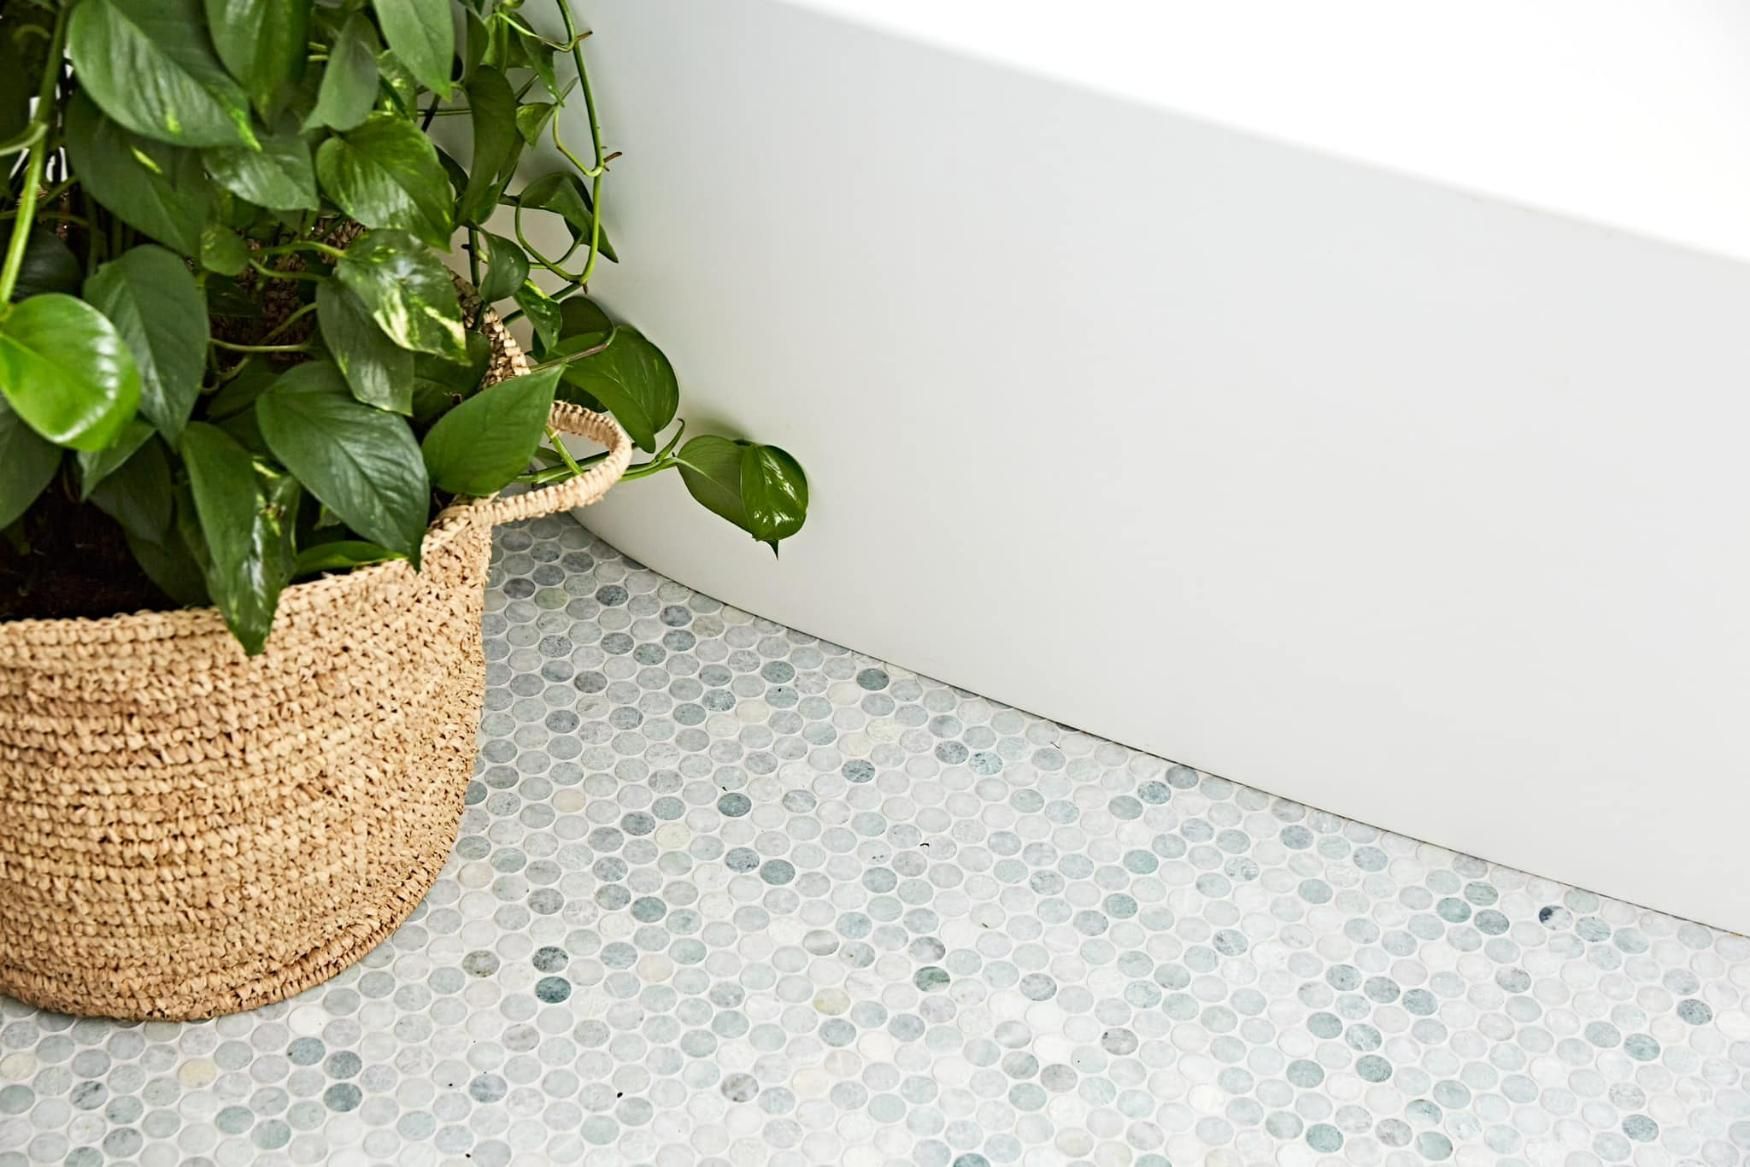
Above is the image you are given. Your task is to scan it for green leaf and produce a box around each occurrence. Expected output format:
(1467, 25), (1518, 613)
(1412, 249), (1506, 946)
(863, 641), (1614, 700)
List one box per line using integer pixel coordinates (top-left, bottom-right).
(204, 130), (318, 210)
(294, 539), (402, 576)
(204, 0), (309, 113)
(476, 232), (528, 304)
(421, 366), (559, 495)
(88, 431), (172, 539)
(67, 0), (258, 149)
(740, 445), (808, 547)
(0, 16), (33, 143)
(305, 13), (379, 132)
(458, 66), (520, 225)
(83, 245), (208, 442)
(125, 522), (209, 607)
(0, 294), (142, 451)
(676, 435), (750, 531)
(205, 276), (263, 318)
(315, 112), (454, 247)
(335, 228), (466, 360)
(198, 222), (249, 276)
(256, 361), (430, 560)
(517, 172), (618, 263)
(375, 49), (421, 117)
(12, 229), (82, 301)
(64, 93), (213, 257)
(410, 331), (491, 423)
(0, 398), (61, 529)
(317, 278), (414, 413)
(180, 422), (298, 654)
(76, 417), (155, 499)
(513, 280), (561, 352)
(374, 0), (456, 97)
(556, 327), (677, 452)
(676, 437), (809, 550)
(205, 357), (277, 418)
(514, 101), (555, 147)
(558, 296), (613, 346)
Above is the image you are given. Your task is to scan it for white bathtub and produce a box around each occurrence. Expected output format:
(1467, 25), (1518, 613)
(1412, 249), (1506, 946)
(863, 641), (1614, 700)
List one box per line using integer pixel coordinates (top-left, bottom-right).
(567, 0), (1750, 932)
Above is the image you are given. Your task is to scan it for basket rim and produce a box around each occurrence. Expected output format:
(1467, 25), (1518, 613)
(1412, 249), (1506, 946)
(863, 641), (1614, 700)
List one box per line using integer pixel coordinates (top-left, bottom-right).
(0, 278), (519, 652)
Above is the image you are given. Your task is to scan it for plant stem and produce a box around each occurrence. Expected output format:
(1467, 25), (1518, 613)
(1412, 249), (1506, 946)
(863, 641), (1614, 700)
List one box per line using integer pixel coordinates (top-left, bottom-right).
(467, 225), (481, 286)
(529, 333), (612, 371)
(0, 5), (68, 309)
(554, 0), (607, 286)
(545, 426), (587, 477)
(249, 259), (324, 283)
(620, 457), (679, 481)
(264, 240), (347, 262)
(261, 300), (319, 341)
(210, 338), (314, 354)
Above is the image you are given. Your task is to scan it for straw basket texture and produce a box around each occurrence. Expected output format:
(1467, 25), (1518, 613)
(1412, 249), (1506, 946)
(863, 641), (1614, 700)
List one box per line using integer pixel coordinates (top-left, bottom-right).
(0, 294), (631, 1020)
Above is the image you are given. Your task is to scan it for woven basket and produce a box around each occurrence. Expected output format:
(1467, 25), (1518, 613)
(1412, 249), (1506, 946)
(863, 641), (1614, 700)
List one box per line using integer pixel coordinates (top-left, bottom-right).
(0, 297), (631, 1020)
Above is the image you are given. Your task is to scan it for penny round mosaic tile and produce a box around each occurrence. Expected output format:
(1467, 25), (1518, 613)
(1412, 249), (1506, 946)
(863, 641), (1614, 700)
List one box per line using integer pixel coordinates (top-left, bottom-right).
(3, 513), (1749, 1167)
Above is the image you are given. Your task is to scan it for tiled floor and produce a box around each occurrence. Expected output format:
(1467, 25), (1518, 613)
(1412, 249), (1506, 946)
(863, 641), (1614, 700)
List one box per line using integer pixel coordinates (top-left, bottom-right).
(2, 513), (1749, 1167)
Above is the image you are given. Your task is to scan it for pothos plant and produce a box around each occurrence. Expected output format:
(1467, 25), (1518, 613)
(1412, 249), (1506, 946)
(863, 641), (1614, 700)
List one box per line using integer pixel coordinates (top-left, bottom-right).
(0, 0), (808, 654)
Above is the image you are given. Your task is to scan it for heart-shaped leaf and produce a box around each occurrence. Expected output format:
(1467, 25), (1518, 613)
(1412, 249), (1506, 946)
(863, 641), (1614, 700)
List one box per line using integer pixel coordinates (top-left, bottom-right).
(740, 444), (808, 546)
(317, 278), (415, 413)
(558, 296), (612, 347)
(204, 0), (309, 113)
(513, 280), (562, 353)
(475, 231), (528, 305)
(256, 360), (430, 560)
(677, 436), (809, 550)
(334, 229), (465, 360)
(421, 366), (560, 496)
(459, 66), (520, 225)
(0, 293), (142, 451)
(316, 112), (453, 247)
(84, 245), (208, 441)
(556, 326), (677, 451)
(204, 129), (318, 210)
(180, 422), (298, 653)
(0, 398), (62, 528)
(199, 223), (250, 276)
(304, 13), (378, 132)
(68, 0), (258, 148)
(64, 93), (213, 257)
(373, 0), (455, 98)
(409, 331), (491, 423)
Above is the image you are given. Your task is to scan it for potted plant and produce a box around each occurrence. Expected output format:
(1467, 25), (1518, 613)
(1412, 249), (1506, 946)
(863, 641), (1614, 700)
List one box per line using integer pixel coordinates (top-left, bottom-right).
(0, 0), (807, 1020)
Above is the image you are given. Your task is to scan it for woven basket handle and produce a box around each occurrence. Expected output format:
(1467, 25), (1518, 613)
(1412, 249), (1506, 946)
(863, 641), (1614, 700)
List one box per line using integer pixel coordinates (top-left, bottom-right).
(468, 402), (634, 527)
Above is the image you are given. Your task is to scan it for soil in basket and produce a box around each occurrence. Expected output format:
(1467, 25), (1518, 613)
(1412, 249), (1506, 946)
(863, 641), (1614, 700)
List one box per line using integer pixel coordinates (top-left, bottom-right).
(0, 485), (169, 622)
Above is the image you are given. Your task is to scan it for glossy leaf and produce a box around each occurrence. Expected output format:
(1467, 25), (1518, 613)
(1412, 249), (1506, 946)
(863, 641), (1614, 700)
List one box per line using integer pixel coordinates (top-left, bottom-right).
(556, 327), (677, 452)
(740, 444), (808, 546)
(84, 245), (208, 441)
(64, 93), (213, 257)
(335, 229), (466, 360)
(375, 49), (420, 116)
(0, 294), (142, 451)
(475, 231), (528, 304)
(374, 0), (455, 98)
(126, 522), (209, 607)
(0, 398), (61, 529)
(204, 130), (318, 210)
(12, 229), (82, 301)
(68, 0), (258, 148)
(513, 280), (561, 352)
(514, 101), (555, 147)
(517, 171), (618, 262)
(421, 366), (560, 495)
(76, 417), (156, 499)
(199, 223), (250, 275)
(459, 66), (520, 225)
(256, 361), (430, 560)
(294, 539), (402, 575)
(204, 0), (309, 112)
(88, 431), (172, 539)
(317, 278), (415, 414)
(304, 13), (379, 132)
(675, 435), (749, 531)
(181, 422), (298, 654)
(316, 113), (453, 247)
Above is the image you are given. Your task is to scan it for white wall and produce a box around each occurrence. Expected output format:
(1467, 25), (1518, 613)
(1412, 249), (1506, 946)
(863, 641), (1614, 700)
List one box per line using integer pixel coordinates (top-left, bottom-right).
(571, 0), (1750, 932)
